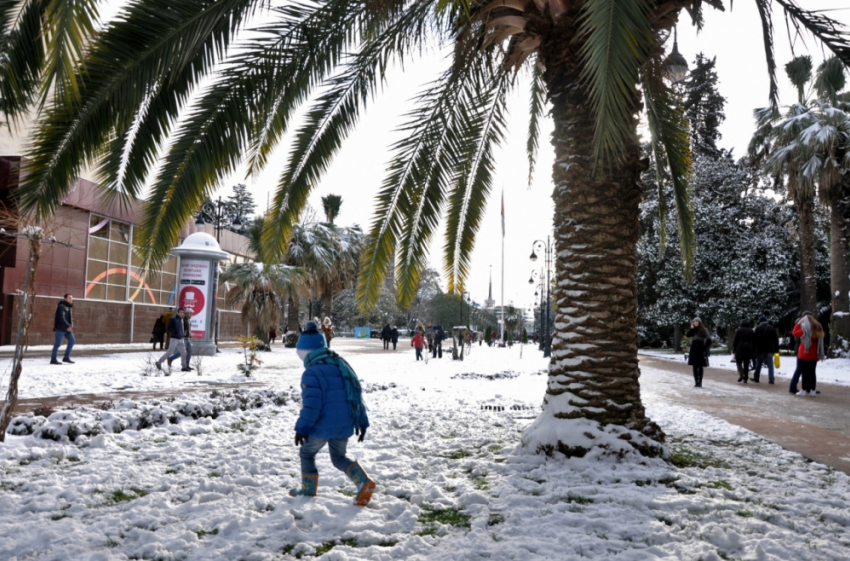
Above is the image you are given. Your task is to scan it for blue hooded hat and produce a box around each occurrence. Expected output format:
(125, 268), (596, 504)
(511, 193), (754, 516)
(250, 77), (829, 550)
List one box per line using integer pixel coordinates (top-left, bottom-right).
(297, 321), (327, 352)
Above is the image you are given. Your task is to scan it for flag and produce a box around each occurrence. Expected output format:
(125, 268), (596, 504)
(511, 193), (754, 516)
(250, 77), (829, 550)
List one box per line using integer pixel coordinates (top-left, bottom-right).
(501, 190), (505, 237)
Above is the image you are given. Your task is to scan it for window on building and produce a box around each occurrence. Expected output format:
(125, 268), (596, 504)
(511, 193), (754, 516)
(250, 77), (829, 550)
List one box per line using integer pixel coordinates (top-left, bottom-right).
(129, 228), (179, 306)
(85, 215), (130, 302)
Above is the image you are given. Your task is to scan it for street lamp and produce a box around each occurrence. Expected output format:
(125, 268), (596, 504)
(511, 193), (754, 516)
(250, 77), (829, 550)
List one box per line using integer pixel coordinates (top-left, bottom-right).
(664, 27), (689, 84)
(530, 236), (553, 358)
(530, 269), (545, 350)
(195, 196), (245, 242)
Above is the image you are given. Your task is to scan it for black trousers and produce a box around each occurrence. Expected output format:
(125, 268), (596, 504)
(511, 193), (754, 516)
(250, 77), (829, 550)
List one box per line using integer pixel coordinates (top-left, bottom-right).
(736, 359), (749, 382)
(383, 339), (389, 349)
(692, 365), (703, 386)
(800, 359), (817, 392)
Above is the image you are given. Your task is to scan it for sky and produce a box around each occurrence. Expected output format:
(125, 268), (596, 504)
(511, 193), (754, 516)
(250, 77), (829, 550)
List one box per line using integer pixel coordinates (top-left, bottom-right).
(4, 2), (848, 315)
(222, 2), (849, 314)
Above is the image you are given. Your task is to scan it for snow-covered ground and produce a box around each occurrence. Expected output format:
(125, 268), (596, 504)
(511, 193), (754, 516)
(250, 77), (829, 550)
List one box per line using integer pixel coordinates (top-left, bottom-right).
(2, 342), (849, 560)
(640, 348), (850, 387)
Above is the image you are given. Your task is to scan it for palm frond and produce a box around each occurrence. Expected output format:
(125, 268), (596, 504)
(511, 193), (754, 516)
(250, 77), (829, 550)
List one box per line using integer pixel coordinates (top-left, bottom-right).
(356, 55), (487, 313)
(776, 0), (850, 69)
(754, 0), (780, 110)
(641, 57), (694, 278)
(784, 55), (812, 104)
(261, 1), (435, 261)
(577, 0), (652, 165)
(0, 0), (46, 124)
(526, 61), (546, 187)
(443, 65), (510, 294)
(41, 0), (100, 104)
(17, 0), (265, 220)
(814, 56), (846, 106)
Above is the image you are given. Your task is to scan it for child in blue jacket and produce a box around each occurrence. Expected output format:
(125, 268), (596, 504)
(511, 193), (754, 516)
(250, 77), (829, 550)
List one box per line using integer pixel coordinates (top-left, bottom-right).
(290, 322), (375, 506)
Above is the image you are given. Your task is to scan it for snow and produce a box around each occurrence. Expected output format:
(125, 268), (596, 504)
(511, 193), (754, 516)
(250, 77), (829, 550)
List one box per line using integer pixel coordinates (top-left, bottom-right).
(639, 349), (850, 386)
(2, 341), (850, 560)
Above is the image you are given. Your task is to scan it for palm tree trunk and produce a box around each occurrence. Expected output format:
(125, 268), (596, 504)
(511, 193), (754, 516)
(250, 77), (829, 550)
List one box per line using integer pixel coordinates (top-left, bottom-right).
(522, 24), (664, 459)
(322, 289), (333, 320)
(287, 294), (301, 331)
(796, 194), (818, 314)
(829, 185), (850, 355)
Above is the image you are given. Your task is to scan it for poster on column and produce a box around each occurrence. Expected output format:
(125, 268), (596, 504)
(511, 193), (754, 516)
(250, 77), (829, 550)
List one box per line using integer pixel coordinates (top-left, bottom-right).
(178, 259), (210, 338)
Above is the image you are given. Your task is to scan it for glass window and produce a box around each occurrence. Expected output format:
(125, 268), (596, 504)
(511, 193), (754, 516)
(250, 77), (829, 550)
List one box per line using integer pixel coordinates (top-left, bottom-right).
(86, 215), (132, 302)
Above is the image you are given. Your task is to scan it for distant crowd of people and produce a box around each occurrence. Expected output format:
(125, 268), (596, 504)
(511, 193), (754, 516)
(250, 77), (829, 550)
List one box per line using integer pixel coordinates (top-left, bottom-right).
(686, 311), (826, 396)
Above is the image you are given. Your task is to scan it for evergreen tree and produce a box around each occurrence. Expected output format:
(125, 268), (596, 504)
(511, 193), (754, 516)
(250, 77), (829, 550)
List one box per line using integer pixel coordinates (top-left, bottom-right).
(227, 183), (256, 225)
(683, 54), (726, 159)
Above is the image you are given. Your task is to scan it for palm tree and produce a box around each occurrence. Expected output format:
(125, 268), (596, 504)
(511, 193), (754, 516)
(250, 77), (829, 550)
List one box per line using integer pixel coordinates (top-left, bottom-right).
(220, 262), (306, 344)
(751, 56), (850, 354)
(321, 194), (343, 225)
(13, 1), (850, 458)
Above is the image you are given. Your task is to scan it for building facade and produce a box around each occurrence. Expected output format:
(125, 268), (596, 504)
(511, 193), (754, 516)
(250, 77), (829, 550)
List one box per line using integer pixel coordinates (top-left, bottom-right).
(0, 156), (252, 346)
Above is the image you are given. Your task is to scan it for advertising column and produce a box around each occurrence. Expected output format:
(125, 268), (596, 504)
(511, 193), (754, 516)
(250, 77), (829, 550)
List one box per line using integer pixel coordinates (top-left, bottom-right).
(178, 259), (211, 338)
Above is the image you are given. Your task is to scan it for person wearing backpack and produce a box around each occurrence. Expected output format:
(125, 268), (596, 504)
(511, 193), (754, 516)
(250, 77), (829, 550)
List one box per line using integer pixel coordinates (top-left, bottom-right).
(289, 322), (375, 506)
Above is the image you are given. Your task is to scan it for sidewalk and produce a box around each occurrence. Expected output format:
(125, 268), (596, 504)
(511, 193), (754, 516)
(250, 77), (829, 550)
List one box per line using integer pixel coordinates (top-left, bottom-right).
(0, 341), (244, 359)
(640, 355), (850, 475)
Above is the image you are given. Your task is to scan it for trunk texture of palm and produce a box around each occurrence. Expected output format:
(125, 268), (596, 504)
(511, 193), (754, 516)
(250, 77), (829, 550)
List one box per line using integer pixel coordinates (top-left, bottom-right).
(829, 183), (850, 355)
(287, 295), (301, 332)
(521, 15), (664, 460)
(796, 194), (818, 314)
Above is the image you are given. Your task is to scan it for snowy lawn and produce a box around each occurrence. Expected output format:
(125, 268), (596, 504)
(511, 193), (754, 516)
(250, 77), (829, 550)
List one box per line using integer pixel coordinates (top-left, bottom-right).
(2, 342), (849, 560)
(639, 348), (850, 387)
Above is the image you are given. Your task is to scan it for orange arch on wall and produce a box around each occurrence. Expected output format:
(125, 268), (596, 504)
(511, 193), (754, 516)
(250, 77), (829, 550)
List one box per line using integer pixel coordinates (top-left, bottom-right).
(85, 267), (158, 304)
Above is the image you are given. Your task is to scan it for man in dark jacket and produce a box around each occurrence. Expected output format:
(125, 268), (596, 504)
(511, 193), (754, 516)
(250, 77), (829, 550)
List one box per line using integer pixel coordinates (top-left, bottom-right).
(432, 325), (444, 359)
(50, 294), (75, 365)
(753, 315), (779, 384)
(151, 315), (166, 350)
(391, 326), (399, 350)
(732, 319), (756, 383)
(381, 323), (391, 350)
(167, 311), (193, 370)
(156, 308), (189, 372)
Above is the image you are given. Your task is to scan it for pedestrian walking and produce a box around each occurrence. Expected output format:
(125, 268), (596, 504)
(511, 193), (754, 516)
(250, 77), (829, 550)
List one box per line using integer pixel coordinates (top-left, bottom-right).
(391, 325), (399, 350)
(289, 321), (375, 506)
(162, 307), (175, 349)
(753, 316), (779, 384)
(685, 318), (710, 388)
(732, 319), (755, 383)
(791, 312), (825, 396)
(432, 325), (444, 358)
(381, 323), (391, 350)
(411, 331), (426, 361)
(50, 294), (75, 365)
(156, 308), (189, 373)
(167, 311), (193, 371)
(321, 317), (335, 348)
(269, 327), (277, 344)
(151, 315), (166, 350)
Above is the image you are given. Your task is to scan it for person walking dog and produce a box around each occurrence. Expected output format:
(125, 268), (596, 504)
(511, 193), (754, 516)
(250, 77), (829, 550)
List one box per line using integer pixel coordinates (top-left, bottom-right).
(289, 322), (376, 506)
(50, 294), (75, 365)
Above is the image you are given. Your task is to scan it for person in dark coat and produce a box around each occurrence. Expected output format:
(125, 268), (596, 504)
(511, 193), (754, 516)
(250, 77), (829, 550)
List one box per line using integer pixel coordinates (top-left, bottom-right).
(151, 315), (166, 350)
(686, 318), (711, 388)
(732, 319), (756, 383)
(432, 325), (444, 358)
(289, 322), (375, 506)
(156, 308), (189, 372)
(50, 294), (75, 365)
(391, 326), (399, 350)
(381, 323), (391, 350)
(168, 311), (194, 370)
(752, 315), (779, 384)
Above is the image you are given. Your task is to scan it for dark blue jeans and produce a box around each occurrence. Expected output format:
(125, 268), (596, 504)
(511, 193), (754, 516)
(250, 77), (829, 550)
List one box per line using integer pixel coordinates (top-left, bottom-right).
(299, 437), (354, 475)
(789, 357), (802, 392)
(753, 353), (775, 383)
(51, 330), (75, 360)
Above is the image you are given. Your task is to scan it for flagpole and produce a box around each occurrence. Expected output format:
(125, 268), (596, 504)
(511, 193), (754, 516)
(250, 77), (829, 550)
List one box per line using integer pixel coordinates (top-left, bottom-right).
(500, 189), (505, 343)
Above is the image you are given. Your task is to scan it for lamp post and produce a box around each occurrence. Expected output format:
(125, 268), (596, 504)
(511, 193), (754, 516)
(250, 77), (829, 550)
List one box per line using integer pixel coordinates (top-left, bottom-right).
(664, 27), (689, 84)
(529, 269), (545, 351)
(195, 196), (245, 243)
(530, 236), (553, 358)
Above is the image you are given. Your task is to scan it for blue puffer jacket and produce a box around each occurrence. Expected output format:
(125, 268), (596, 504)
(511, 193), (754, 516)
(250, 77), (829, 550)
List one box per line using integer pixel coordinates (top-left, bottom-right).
(295, 357), (370, 439)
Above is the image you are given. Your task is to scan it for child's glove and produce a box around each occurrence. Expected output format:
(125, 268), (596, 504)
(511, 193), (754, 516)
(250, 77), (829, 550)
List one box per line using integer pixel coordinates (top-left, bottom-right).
(355, 427), (367, 442)
(295, 432), (309, 446)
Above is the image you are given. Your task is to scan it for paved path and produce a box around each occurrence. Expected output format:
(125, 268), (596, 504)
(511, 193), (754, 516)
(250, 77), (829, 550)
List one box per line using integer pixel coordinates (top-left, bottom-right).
(640, 355), (850, 475)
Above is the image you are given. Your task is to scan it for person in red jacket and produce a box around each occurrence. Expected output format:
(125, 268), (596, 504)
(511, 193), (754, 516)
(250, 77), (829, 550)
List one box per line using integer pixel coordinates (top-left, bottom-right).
(411, 332), (426, 361)
(791, 312), (826, 396)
